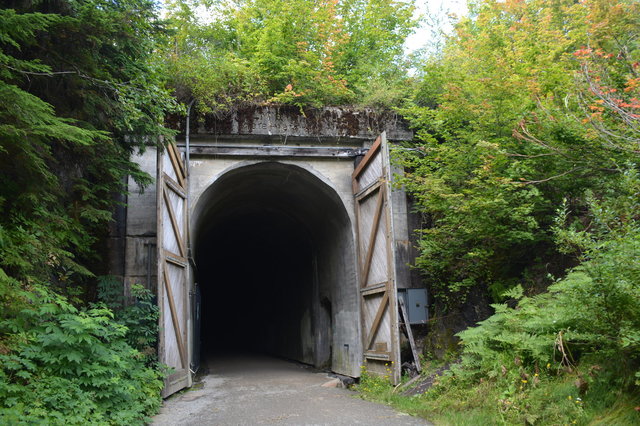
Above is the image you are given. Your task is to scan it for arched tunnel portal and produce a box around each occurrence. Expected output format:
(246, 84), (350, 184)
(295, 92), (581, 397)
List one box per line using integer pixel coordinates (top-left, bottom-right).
(191, 162), (361, 376)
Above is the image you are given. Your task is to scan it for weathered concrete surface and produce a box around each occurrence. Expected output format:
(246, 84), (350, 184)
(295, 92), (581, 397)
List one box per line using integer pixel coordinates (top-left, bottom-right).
(152, 354), (431, 426)
(123, 148), (158, 297)
(171, 105), (413, 142)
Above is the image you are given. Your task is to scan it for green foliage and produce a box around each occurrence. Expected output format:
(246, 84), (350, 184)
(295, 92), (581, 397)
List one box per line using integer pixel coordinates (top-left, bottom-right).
(335, 0), (418, 106)
(1, 7), (107, 286)
(396, 0), (583, 306)
(572, 0), (640, 151)
(0, 0), (178, 292)
(397, 0), (640, 311)
(409, 369), (639, 425)
(0, 285), (163, 424)
(165, 0), (419, 110)
(356, 363), (394, 395)
(1, 1), (173, 421)
(97, 277), (160, 364)
(409, 167), (640, 424)
(394, 141), (543, 304)
(385, 0), (640, 422)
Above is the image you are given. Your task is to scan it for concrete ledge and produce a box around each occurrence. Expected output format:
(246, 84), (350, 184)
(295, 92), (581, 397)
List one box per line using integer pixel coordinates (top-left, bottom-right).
(170, 105), (413, 142)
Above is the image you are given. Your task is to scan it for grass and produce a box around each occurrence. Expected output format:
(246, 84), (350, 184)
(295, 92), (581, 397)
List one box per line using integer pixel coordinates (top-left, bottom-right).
(354, 361), (640, 425)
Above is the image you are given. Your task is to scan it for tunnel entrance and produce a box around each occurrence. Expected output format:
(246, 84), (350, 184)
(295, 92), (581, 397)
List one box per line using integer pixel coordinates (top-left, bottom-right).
(192, 162), (360, 375)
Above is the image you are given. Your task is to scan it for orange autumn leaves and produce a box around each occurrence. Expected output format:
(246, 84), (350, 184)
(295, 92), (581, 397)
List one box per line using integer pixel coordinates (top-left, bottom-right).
(575, 47), (640, 123)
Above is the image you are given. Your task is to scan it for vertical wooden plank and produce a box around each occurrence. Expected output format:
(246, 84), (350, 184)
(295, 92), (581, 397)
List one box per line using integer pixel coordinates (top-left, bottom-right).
(156, 144), (166, 373)
(364, 292), (389, 349)
(163, 263), (187, 367)
(167, 142), (186, 187)
(352, 136), (382, 183)
(360, 188), (385, 288)
(163, 187), (186, 257)
(381, 134), (400, 383)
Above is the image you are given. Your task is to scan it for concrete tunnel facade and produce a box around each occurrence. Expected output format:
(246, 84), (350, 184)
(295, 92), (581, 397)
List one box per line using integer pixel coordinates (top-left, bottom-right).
(112, 106), (417, 386)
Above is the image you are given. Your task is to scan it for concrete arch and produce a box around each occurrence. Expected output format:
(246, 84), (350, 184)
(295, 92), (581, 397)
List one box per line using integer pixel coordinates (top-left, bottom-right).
(191, 161), (361, 377)
(191, 160), (352, 243)
(191, 159), (349, 221)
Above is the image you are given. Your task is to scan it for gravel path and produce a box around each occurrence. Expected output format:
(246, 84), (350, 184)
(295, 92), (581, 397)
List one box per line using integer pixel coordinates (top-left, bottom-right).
(152, 354), (431, 426)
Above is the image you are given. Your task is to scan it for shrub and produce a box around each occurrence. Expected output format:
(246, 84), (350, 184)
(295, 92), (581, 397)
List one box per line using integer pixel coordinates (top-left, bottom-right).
(454, 168), (640, 384)
(0, 285), (163, 424)
(412, 167), (640, 424)
(97, 277), (160, 365)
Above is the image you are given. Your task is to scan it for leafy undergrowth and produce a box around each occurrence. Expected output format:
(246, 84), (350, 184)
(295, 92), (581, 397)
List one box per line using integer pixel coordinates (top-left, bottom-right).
(0, 284), (164, 425)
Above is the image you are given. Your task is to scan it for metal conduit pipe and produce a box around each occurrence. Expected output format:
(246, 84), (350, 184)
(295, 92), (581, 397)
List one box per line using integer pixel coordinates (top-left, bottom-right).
(184, 99), (199, 375)
(185, 98), (195, 260)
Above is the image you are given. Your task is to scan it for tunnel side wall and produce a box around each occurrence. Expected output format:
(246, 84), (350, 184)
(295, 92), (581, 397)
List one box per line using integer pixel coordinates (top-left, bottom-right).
(122, 149), (158, 297)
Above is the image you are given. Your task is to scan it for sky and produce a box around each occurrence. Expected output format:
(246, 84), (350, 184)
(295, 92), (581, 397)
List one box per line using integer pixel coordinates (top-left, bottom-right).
(405, 0), (469, 53)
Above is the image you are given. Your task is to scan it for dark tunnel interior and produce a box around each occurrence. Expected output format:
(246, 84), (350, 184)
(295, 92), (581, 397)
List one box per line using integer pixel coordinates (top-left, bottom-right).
(196, 209), (314, 358)
(191, 162), (357, 371)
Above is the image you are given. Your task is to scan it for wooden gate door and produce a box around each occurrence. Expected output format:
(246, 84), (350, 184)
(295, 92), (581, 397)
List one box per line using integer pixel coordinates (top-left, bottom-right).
(157, 141), (191, 397)
(352, 132), (401, 384)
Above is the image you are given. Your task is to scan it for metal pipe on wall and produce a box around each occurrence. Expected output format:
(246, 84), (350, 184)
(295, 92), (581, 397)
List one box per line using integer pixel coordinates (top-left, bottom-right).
(184, 99), (199, 375)
(185, 99), (195, 260)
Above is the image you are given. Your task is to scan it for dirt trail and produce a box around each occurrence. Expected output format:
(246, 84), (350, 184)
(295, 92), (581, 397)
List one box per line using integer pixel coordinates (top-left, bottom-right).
(152, 354), (431, 426)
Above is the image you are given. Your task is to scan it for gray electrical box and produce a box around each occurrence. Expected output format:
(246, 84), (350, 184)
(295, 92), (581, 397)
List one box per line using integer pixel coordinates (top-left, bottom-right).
(398, 288), (428, 324)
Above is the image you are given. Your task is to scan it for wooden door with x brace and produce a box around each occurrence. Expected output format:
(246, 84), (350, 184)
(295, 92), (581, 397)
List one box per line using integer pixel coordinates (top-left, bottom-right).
(157, 141), (192, 397)
(352, 132), (401, 384)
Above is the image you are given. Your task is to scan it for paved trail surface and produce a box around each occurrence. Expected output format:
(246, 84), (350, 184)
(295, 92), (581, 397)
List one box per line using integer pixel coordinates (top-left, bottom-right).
(152, 354), (431, 426)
